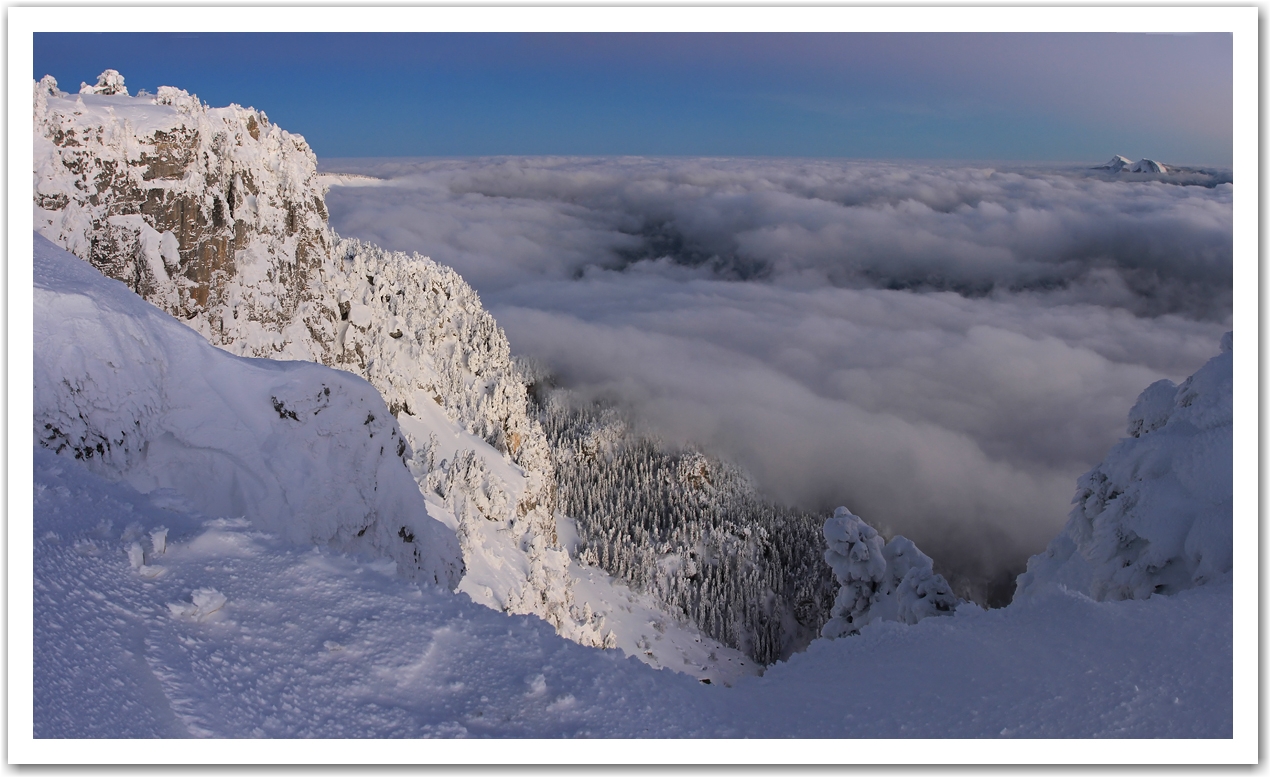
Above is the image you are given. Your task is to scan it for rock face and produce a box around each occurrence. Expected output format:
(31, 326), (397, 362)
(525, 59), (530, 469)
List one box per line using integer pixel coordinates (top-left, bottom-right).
(35, 74), (336, 362)
(33, 72), (576, 636)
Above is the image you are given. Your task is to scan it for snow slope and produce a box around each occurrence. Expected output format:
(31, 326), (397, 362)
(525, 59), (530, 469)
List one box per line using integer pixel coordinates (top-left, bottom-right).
(31, 444), (711, 738)
(32, 442), (1231, 740)
(33, 233), (462, 588)
(1095, 155), (1134, 172)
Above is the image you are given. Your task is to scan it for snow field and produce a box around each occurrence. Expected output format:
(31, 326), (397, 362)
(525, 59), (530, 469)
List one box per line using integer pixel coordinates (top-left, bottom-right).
(32, 446), (716, 738)
(32, 443), (1231, 739)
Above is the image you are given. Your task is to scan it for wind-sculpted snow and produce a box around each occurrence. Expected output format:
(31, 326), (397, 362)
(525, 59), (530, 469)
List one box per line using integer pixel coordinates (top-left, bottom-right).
(33, 234), (463, 588)
(820, 507), (958, 638)
(1015, 334), (1232, 601)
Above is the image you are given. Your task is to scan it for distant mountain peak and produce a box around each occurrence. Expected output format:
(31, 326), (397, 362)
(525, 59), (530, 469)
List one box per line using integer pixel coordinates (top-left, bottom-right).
(1096, 155), (1134, 171)
(1094, 155), (1169, 174)
(1130, 158), (1167, 173)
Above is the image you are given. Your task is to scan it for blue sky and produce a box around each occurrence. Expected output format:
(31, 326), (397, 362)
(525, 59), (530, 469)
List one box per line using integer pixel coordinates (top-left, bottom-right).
(34, 32), (1232, 165)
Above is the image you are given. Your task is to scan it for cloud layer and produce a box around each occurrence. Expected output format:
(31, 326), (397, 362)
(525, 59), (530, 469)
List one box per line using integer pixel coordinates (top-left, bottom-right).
(322, 157), (1231, 601)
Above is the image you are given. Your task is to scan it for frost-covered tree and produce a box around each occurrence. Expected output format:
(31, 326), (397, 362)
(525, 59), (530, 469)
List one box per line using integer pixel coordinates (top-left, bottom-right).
(79, 69), (128, 96)
(536, 389), (836, 665)
(820, 507), (887, 638)
(820, 507), (958, 638)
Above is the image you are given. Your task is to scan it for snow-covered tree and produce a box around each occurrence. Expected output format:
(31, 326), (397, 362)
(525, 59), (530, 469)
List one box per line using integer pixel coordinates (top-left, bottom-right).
(79, 69), (128, 96)
(820, 507), (958, 638)
(538, 390), (836, 665)
(820, 508), (887, 638)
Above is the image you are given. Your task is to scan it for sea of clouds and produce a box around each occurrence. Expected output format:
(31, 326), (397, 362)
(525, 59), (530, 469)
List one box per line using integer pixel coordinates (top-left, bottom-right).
(321, 157), (1231, 603)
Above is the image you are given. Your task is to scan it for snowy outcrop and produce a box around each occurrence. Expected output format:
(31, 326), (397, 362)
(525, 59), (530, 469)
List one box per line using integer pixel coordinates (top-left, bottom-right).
(33, 233), (463, 588)
(328, 237), (555, 522)
(1015, 334), (1232, 601)
(35, 74), (337, 363)
(33, 73), (580, 639)
(820, 507), (958, 638)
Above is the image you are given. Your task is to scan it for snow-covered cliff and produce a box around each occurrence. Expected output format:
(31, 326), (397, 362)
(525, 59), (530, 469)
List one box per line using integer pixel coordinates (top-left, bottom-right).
(34, 233), (463, 588)
(33, 72), (577, 638)
(1015, 334), (1232, 601)
(34, 71), (336, 361)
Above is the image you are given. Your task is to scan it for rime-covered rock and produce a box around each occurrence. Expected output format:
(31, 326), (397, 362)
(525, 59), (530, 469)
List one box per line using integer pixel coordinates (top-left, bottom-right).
(327, 237), (555, 531)
(1015, 333), (1232, 602)
(35, 75), (336, 362)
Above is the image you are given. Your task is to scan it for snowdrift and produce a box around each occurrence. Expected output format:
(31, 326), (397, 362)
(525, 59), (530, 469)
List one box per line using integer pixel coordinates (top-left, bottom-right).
(33, 233), (463, 588)
(1016, 334), (1232, 601)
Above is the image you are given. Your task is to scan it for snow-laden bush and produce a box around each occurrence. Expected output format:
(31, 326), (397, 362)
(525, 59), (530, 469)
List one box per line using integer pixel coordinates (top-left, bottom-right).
(1015, 334), (1232, 601)
(33, 234), (463, 588)
(79, 69), (127, 96)
(821, 507), (958, 638)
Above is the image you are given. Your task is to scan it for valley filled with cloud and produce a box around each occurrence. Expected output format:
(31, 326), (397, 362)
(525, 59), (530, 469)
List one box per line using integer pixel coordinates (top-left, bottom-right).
(323, 156), (1231, 597)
